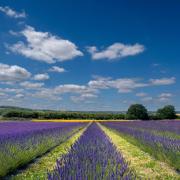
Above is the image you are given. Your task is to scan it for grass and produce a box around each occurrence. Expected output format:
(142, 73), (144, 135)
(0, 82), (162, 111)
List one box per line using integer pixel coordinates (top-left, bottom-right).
(10, 125), (88, 180)
(99, 123), (179, 179)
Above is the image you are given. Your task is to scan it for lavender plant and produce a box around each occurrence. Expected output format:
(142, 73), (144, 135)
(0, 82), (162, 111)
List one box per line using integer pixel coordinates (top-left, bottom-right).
(103, 121), (180, 171)
(48, 123), (135, 180)
(0, 122), (85, 177)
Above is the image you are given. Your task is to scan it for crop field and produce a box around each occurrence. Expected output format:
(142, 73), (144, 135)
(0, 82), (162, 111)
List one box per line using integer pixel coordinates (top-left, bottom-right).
(0, 120), (179, 179)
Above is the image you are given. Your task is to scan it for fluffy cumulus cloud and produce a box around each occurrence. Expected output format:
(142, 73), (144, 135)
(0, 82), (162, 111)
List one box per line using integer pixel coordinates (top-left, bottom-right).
(150, 77), (175, 85)
(37, 76), (150, 102)
(0, 88), (23, 94)
(71, 93), (97, 103)
(33, 84), (98, 103)
(88, 77), (147, 93)
(8, 26), (83, 63)
(159, 93), (172, 98)
(87, 43), (144, 60)
(54, 84), (96, 94)
(49, 66), (66, 73)
(32, 89), (61, 101)
(0, 63), (31, 82)
(0, 6), (26, 18)
(0, 69), (176, 106)
(20, 81), (44, 89)
(139, 92), (173, 103)
(33, 73), (49, 81)
(158, 93), (173, 102)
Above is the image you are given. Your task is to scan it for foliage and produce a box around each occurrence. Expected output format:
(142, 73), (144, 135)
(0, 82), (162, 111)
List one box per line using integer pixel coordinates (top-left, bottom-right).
(126, 104), (149, 120)
(2, 108), (125, 120)
(156, 105), (176, 119)
(1, 105), (178, 120)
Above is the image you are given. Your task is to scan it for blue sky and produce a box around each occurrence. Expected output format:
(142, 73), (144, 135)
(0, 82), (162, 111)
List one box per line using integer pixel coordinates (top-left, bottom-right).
(0, 0), (179, 111)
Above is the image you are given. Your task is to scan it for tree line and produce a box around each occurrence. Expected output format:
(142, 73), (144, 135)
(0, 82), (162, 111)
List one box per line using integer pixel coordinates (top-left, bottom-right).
(0, 104), (177, 120)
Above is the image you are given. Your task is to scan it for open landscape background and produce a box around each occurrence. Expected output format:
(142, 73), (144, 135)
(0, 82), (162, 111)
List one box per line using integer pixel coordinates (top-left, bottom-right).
(0, 1), (180, 180)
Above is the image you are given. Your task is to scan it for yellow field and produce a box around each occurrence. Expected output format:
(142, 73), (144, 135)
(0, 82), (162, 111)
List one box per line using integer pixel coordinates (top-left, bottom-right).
(32, 119), (180, 122)
(32, 119), (131, 123)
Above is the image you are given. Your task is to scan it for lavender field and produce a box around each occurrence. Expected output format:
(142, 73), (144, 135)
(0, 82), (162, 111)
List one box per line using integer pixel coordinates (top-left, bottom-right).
(0, 120), (179, 179)
(1, 0), (180, 179)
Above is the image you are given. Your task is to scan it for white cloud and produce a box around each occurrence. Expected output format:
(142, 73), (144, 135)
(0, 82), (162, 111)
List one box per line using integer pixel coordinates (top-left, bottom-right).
(0, 6), (26, 18)
(54, 84), (89, 94)
(140, 93), (173, 103)
(88, 77), (147, 93)
(33, 73), (49, 81)
(71, 93), (97, 103)
(32, 83), (98, 103)
(49, 66), (66, 73)
(111, 78), (147, 93)
(0, 63), (31, 82)
(87, 43), (144, 60)
(88, 77), (110, 89)
(32, 89), (61, 101)
(150, 77), (175, 85)
(88, 76), (175, 95)
(20, 81), (44, 89)
(158, 93), (173, 102)
(8, 26), (83, 63)
(0, 88), (24, 93)
(15, 93), (24, 98)
(0, 72), (176, 107)
(159, 93), (172, 98)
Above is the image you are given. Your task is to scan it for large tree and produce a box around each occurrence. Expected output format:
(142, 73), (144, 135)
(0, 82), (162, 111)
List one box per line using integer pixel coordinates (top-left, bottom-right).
(126, 104), (149, 120)
(156, 105), (176, 119)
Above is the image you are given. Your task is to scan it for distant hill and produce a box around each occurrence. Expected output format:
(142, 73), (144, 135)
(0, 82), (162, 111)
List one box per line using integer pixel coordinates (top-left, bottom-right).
(0, 106), (56, 112)
(0, 106), (33, 111)
(0, 106), (126, 113)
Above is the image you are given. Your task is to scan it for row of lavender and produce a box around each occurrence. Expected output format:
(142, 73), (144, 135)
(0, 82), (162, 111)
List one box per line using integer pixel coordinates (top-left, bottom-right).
(102, 121), (180, 171)
(48, 123), (135, 180)
(110, 120), (180, 135)
(0, 121), (85, 177)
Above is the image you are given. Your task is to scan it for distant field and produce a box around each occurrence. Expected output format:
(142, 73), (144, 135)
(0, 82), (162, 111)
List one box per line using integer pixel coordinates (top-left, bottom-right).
(32, 119), (131, 122)
(0, 120), (179, 179)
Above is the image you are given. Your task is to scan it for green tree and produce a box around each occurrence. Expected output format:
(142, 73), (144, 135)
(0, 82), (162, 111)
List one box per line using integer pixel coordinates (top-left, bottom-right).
(156, 105), (176, 119)
(126, 104), (149, 120)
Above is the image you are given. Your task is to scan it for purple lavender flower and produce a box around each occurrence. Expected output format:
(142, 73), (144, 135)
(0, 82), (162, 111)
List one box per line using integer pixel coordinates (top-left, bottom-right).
(48, 123), (134, 179)
(0, 121), (85, 177)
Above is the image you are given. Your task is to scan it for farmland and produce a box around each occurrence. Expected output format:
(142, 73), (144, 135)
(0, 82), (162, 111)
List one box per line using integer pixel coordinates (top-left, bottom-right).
(0, 120), (179, 179)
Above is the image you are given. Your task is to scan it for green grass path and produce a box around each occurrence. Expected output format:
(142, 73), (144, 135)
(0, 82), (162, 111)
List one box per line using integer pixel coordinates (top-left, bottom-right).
(10, 125), (87, 180)
(99, 123), (180, 179)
